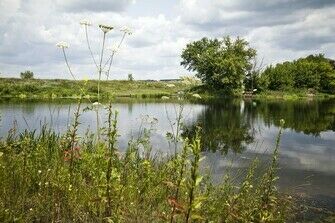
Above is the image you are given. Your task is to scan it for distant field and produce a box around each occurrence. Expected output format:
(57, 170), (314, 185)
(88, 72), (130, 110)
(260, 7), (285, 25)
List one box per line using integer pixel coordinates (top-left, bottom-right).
(0, 78), (188, 99)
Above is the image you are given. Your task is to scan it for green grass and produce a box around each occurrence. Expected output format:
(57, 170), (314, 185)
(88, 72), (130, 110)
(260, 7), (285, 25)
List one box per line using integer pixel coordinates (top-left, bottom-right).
(4, 78), (333, 101)
(0, 102), (293, 222)
(254, 90), (335, 100)
(0, 78), (188, 99)
(187, 85), (335, 100)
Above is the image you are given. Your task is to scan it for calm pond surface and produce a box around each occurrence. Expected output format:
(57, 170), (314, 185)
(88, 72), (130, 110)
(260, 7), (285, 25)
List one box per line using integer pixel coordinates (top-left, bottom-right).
(1, 98), (335, 206)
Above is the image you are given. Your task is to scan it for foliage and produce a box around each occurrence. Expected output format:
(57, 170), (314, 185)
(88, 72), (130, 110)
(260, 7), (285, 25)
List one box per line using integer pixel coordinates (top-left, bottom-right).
(258, 54), (335, 93)
(0, 104), (291, 222)
(244, 56), (264, 91)
(0, 78), (187, 99)
(181, 36), (256, 93)
(128, 73), (134, 82)
(180, 75), (201, 87)
(20, 71), (34, 80)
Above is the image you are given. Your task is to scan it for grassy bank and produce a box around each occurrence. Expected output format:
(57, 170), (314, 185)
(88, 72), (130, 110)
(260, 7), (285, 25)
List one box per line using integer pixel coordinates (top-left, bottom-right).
(2, 78), (333, 101)
(253, 90), (335, 100)
(187, 85), (335, 100)
(0, 102), (293, 222)
(0, 78), (188, 99)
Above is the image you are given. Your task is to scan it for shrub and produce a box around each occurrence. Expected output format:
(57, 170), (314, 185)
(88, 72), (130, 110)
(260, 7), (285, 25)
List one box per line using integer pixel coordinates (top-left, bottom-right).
(20, 71), (34, 80)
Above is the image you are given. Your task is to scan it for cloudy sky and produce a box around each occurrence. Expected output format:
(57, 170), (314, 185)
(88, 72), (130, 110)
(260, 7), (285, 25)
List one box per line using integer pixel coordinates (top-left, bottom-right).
(0, 0), (334, 80)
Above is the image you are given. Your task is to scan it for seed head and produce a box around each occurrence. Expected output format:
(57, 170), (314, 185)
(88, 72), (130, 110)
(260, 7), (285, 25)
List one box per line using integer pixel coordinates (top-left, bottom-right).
(56, 41), (69, 49)
(120, 26), (132, 35)
(99, 24), (113, 33)
(79, 19), (91, 26)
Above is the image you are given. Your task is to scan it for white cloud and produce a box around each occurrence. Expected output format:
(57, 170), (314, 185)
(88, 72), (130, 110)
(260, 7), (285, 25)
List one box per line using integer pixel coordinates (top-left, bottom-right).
(0, 0), (334, 79)
(55, 0), (135, 12)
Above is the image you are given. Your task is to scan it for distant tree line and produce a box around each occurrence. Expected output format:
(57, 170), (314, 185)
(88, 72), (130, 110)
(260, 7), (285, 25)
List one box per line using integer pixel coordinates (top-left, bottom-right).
(181, 36), (335, 94)
(257, 54), (335, 93)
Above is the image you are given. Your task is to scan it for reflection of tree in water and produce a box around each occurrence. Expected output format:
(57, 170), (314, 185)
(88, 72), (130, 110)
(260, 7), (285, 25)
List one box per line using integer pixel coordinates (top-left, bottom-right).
(20, 103), (36, 115)
(257, 99), (335, 136)
(182, 99), (255, 154)
(182, 98), (335, 154)
(127, 103), (133, 114)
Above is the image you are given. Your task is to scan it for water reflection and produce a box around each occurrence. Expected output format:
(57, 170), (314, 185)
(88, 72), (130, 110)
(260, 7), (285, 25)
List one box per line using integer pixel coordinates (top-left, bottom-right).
(255, 99), (335, 135)
(0, 98), (334, 198)
(182, 99), (335, 154)
(183, 99), (255, 154)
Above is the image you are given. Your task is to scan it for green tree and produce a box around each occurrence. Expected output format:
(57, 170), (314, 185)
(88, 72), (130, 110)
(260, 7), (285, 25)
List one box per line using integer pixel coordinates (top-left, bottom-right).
(128, 73), (134, 81)
(181, 36), (256, 93)
(20, 70), (34, 80)
(258, 54), (335, 93)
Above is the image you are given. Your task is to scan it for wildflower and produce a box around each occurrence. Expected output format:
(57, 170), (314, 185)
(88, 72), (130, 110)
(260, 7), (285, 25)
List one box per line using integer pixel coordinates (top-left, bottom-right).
(79, 19), (91, 26)
(120, 26), (132, 35)
(63, 150), (70, 161)
(69, 184), (72, 191)
(161, 96), (169, 100)
(38, 170), (42, 174)
(73, 146), (81, 159)
(167, 196), (184, 212)
(99, 24), (113, 33)
(56, 41), (69, 49)
(92, 102), (102, 110)
(192, 93), (202, 99)
(107, 45), (118, 53)
(166, 84), (175, 88)
(280, 119), (285, 126)
(29, 208), (33, 211)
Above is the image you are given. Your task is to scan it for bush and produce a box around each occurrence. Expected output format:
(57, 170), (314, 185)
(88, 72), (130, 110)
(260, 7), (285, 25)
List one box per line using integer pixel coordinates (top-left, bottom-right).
(20, 71), (34, 80)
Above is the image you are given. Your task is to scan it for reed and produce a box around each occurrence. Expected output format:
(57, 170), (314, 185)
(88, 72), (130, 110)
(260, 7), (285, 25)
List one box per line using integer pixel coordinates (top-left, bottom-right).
(0, 105), (291, 222)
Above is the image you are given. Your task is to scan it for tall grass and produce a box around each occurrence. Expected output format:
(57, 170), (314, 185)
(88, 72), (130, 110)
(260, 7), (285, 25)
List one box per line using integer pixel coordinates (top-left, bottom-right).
(0, 105), (291, 222)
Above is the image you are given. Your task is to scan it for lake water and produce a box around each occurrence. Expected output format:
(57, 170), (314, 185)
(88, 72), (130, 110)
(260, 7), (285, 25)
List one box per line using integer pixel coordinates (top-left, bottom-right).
(0, 98), (335, 209)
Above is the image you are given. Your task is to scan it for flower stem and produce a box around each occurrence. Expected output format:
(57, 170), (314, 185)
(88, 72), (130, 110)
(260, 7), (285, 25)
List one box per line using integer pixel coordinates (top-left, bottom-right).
(85, 25), (98, 70)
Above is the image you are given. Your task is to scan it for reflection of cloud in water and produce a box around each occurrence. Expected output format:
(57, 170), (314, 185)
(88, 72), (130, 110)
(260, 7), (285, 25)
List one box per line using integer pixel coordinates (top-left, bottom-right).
(244, 123), (335, 174)
(203, 150), (335, 197)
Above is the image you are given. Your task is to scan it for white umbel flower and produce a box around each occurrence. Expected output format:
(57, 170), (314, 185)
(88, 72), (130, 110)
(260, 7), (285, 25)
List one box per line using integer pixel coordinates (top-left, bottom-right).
(56, 41), (69, 49)
(107, 45), (119, 53)
(80, 19), (91, 26)
(99, 24), (113, 33)
(92, 102), (102, 110)
(120, 26), (132, 35)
